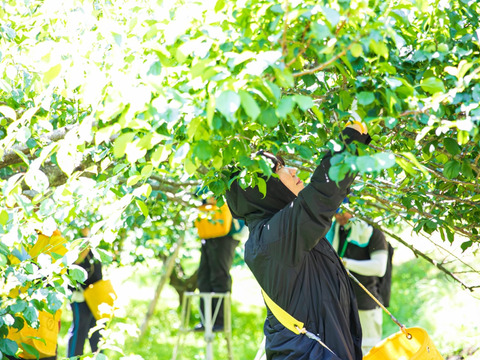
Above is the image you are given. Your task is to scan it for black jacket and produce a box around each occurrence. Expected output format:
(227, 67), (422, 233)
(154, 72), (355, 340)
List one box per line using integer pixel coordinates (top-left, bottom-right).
(77, 250), (103, 289)
(226, 128), (370, 360)
(338, 226), (388, 310)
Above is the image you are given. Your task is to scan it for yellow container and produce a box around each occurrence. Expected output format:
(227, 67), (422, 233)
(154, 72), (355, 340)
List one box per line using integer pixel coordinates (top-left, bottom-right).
(363, 327), (444, 360)
(84, 279), (117, 320)
(194, 203), (232, 239)
(7, 310), (61, 359)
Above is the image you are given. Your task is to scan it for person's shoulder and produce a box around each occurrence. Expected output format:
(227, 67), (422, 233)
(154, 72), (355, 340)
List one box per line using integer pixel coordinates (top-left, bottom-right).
(371, 226), (386, 239)
(370, 226), (388, 249)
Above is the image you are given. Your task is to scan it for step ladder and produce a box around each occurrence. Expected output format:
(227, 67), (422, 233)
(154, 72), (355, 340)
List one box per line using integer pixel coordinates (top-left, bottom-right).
(172, 291), (233, 360)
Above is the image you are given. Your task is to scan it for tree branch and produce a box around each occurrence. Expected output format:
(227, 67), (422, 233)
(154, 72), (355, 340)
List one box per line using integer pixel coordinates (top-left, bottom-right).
(293, 44), (353, 77)
(362, 193), (479, 242)
(360, 217), (479, 292)
(0, 124), (77, 169)
(281, 0), (289, 58)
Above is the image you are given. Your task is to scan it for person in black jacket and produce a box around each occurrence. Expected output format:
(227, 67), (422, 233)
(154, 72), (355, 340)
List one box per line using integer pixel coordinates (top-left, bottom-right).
(66, 228), (103, 358)
(225, 124), (370, 360)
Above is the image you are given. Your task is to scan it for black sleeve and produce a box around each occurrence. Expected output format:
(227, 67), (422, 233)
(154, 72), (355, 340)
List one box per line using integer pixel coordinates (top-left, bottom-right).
(368, 228), (388, 254)
(263, 128), (371, 266)
(294, 128), (371, 250)
(77, 251), (103, 289)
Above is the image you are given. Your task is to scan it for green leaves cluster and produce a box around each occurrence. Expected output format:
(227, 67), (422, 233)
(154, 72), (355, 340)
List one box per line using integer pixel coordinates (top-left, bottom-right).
(0, 0), (479, 356)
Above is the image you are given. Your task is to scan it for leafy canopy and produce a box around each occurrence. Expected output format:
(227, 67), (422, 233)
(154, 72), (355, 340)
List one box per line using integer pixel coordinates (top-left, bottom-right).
(0, 0), (479, 355)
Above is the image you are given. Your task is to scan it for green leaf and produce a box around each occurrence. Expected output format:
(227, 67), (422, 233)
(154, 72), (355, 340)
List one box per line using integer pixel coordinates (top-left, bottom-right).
(46, 292), (62, 311)
(147, 61), (162, 76)
(20, 342), (40, 359)
(126, 174), (142, 187)
(141, 165), (153, 177)
(370, 40), (389, 59)
(396, 158), (416, 175)
(23, 307), (38, 324)
(461, 161), (474, 179)
(274, 68), (294, 88)
(239, 90), (260, 120)
(328, 163), (350, 183)
(461, 240), (472, 251)
(216, 90), (240, 122)
(385, 116), (398, 129)
(265, 81), (281, 100)
(43, 63), (62, 84)
(193, 140), (214, 161)
(96, 248), (113, 264)
(151, 146), (171, 167)
(0, 210), (9, 225)
(322, 7), (340, 27)
(113, 133), (136, 158)
(357, 92), (375, 106)
(112, 32), (122, 46)
(50, 252), (64, 261)
(259, 108), (279, 128)
(27, 138), (37, 149)
(214, 0), (225, 12)
(443, 138), (461, 156)
(443, 160), (461, 179)
(311, 106), (324, 123)
(207, 96), (216, 126)
(69, 267), (87, 282)
(295, 145), (313, 159)
(212, 156), (223, 169)
(0, 338), (18, 356)
(276, 97), (294, 119)
(373, 152), (396, 170)
(457, 60), (474, 79)
(256, 177), (267, 196)
(420, 77), (445, 94)
(0, 254), (7, 267)
(350, 43), (363, 58)
(10, 300), (27, 313)
(136, 199), (149, 217)
(356, 156), (376, 172)
(293, 95), (314, 111)
(400, 152), (429, 176)
(311, 22), (332, 40)
(302, 75), (316, 87)
(95, 354), (108, 360)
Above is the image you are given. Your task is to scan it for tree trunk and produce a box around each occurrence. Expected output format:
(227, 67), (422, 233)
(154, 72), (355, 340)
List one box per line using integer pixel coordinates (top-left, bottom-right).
(169, 264), (198, 309)
(139, 236), (183, 337)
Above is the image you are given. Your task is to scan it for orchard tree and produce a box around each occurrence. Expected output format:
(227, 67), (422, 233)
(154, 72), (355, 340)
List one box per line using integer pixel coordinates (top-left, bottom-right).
(0, 0), (479, 357)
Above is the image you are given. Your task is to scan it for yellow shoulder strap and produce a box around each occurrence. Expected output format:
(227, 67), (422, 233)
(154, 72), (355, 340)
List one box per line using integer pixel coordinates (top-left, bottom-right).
(261, 289), (304, 335)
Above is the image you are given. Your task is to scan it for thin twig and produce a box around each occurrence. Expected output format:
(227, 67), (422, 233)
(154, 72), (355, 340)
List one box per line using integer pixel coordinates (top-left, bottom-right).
(281, 0), (290, 58)
(293, 44), (353, 77)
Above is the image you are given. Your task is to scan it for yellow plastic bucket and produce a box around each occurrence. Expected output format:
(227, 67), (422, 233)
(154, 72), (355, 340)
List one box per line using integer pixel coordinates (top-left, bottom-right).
(194, 203), (233, 239)
(363, 327), (444, 360)
(7, 310), (61, 359)
(84, 279), (117, 320)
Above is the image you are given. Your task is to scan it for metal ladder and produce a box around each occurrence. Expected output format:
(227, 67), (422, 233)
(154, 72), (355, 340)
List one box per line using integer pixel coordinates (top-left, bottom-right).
(172, 291), (233, 360)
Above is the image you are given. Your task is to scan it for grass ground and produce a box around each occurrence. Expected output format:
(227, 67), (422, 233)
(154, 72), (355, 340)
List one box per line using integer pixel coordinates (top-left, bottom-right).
(55, 233), (480, 360)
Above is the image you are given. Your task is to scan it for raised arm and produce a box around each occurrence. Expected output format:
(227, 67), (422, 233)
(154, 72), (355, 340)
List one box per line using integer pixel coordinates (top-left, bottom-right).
(267, 127), (371, 265)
